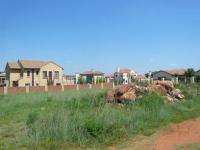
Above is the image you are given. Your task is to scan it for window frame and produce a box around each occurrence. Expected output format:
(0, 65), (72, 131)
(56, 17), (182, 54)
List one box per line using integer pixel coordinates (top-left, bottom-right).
(54, 71), (59, 79)
(43, 71), (47, 79)
(27, 71), (30, 77)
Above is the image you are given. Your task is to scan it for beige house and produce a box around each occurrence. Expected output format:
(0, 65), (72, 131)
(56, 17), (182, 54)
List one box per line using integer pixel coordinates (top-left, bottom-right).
(0, 72), (6, 86)
(5, 60), (64, 87)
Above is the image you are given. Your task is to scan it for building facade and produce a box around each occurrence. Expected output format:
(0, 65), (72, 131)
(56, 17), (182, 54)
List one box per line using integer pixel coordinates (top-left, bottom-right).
(5, 60), (64, 87)
(77, 70), (105, 84)
(150, 69), (186, 81)
(114, 68), (137, 85)
(105, 74), (114, 83)
(63, 75), (76, 85)
(0, 72), (6, 87)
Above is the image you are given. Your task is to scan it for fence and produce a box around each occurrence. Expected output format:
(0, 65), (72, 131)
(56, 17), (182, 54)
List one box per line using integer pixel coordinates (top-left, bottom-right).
(0, 83), (115, 95)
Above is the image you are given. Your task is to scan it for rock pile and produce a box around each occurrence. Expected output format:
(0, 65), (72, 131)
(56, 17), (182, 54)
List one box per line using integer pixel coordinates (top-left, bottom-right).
(150, 81), (185, 102)
(107, 81), (184, 103)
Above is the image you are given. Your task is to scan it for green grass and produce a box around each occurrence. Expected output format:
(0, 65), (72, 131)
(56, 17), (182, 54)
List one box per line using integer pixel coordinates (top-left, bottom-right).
(0, 84), (200, 150)
(174, 143), (200, 150)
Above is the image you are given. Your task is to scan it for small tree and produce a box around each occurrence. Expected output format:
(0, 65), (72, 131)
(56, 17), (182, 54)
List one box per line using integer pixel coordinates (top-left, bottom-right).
(99, 77), (103, 83)
(196, 75), (200, 83)
(79, 76), (85, 84)
(96, 77), (99, 84)
(92, 77), (95, 84)
(185, 68), (195, 79)
(102, 77), (106, 83)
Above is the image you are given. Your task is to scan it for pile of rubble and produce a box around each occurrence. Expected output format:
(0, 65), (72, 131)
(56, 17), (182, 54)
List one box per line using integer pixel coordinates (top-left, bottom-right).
(107, 81), (185, 103)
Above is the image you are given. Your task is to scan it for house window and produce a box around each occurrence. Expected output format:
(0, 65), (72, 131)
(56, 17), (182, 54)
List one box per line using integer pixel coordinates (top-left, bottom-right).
(36, 71), (39, 75)
(25, 83), (30, 86)
(2, 78), (5, 83)
(54, 71), (59, 79)
(43, 71), (47, 78)
(27, 71), (30, 77)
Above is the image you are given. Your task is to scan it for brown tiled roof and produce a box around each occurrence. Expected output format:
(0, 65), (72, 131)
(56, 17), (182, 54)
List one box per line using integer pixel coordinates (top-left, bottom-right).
(19, 60), (49, 69)
(105, 74), (114, 78)
(80, 70), (104, 75)
(7, 62), (20, 69)
(7, 60), (63, 69)
(157, 69), (186, 76)
(119, 68), (131, 74)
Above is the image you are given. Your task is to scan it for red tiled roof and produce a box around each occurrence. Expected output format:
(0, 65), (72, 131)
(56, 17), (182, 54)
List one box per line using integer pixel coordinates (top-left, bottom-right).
(163, 69), (186, 76)
(153, 69), (186, 76)
(119, 68), (131, 74)
(80, 70), (104, 75)
(105, 74), (114, 78)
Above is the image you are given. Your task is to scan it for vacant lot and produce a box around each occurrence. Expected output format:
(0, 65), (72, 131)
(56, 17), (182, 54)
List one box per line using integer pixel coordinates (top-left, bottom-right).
(0, 83), (200, 150)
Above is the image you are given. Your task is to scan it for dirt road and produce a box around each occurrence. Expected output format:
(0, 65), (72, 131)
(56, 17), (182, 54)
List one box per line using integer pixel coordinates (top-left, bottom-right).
(110, 118), (200, 150)
(154, 118), (200, 150)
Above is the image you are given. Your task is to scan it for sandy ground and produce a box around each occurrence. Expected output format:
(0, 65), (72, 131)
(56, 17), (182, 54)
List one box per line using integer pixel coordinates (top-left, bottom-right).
(154, 118), (200, 150)
(109, 118), (200, 150)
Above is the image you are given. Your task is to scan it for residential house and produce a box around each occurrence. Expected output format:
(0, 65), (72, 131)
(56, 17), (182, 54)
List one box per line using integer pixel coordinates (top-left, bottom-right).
(63, 75), (76, 85)
(0, 72), (6, 86)
(114, 68), (138, 85)
(5, 60), (64, 87)
(150, 69), (186, 81)
(77, 70), (105, 84)
(135, 74), (148, 82)
(105, 74), (114, 83)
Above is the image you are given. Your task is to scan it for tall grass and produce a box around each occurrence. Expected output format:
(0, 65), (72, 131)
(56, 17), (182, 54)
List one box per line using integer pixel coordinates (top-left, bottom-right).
(0, 86), (200, 149)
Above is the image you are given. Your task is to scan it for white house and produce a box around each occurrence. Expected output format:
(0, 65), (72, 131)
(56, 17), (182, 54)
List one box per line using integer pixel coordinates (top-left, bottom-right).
(114, 68), (137, 85)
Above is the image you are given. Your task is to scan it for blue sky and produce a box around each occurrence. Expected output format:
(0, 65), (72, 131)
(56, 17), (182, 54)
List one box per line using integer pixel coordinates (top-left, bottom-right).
(1, 0), (200, 74)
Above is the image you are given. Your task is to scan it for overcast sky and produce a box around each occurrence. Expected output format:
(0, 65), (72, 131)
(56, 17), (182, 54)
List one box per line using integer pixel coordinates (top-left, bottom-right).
(1, 0), (200, 74)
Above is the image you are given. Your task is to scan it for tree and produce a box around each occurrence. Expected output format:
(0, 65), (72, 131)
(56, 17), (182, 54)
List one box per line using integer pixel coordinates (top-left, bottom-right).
(99, 77), (102, 83)
(96, 77), (99, 84)
(79, 76), (85, 84)
(92, 77), (95, 84)
(185, 68), (195, 79)
(196, 75), (200, 83)
(102, 77), (106, 83)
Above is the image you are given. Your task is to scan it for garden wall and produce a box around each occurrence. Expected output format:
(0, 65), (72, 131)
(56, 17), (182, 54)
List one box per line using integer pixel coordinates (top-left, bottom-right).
(64, 85), (77, 91)
(48, 85), (62, 92)
(7, 87), (26, 94)
(0, 87), (4, 94)
(29, 86), (45, 93)
(1, 83), (114, 95)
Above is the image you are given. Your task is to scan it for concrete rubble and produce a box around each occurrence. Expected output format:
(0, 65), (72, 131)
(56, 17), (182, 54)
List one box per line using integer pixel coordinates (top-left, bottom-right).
(107, 81), (185, 103)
